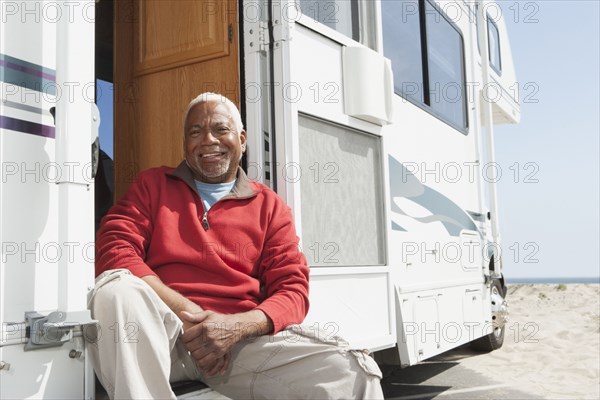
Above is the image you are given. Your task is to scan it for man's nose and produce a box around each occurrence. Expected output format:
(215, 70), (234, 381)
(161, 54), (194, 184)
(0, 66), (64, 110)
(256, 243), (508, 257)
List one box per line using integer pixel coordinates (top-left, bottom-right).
(199, 130), (220, 145)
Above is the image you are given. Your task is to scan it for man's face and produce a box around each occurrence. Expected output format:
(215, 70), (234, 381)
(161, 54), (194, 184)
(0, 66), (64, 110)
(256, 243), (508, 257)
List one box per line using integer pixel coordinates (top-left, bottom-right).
(184, 101), (246, 183)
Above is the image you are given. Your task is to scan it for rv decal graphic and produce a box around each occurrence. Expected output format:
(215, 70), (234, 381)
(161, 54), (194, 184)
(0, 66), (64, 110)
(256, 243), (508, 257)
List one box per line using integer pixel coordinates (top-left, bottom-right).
(388, 155), (478, 237)
(0, 115), (55, 138)
(0, 53), (56, 138)
(0, 53), (57, 94)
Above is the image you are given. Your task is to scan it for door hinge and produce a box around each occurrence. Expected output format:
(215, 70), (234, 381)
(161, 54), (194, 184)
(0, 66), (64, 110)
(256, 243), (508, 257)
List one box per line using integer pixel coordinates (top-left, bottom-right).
(246, 21), (270, 54)
(228, 23), (233, 44)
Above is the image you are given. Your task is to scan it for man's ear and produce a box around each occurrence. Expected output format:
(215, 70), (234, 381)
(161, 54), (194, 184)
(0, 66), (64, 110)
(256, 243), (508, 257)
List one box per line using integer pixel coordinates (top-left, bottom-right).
(240, 130), (247, 153)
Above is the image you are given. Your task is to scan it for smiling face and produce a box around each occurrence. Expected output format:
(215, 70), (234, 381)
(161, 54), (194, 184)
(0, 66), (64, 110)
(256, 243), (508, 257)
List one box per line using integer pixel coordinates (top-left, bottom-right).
(184, 101), (246, 183)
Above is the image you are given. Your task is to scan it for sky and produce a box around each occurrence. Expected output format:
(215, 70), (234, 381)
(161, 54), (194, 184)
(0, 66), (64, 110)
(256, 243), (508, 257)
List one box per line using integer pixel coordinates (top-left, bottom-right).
(96, 0), (600, 281)
(96, 79), (113, 158)
(494, 0), (600, 279)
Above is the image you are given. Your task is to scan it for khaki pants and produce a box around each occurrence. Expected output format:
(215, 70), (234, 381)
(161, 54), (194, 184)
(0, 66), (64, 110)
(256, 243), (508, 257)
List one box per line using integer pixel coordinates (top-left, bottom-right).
(87, 269), (384, 399)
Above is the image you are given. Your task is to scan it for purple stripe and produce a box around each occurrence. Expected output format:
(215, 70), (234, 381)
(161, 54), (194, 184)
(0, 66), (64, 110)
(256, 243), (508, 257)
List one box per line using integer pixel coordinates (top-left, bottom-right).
(0, 59), (56, 81)
(0, 115), (55, 139)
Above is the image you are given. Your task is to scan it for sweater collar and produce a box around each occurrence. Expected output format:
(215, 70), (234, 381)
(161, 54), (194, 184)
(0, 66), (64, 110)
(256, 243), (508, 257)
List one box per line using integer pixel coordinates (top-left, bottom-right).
(168, 161), (258, 199)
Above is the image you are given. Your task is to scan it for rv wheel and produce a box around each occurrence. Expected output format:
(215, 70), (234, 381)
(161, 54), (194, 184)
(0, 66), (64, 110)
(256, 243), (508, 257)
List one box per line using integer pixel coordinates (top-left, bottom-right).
(471, 279), (508, 352)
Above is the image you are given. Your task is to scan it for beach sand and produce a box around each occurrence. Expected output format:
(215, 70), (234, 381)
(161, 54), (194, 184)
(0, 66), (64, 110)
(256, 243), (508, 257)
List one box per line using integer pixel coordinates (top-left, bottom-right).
(456, 283), (600, 399)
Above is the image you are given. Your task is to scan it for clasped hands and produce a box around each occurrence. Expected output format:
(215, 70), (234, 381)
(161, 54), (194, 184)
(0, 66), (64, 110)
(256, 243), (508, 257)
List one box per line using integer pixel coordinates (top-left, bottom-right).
(180, 310), (268, 377)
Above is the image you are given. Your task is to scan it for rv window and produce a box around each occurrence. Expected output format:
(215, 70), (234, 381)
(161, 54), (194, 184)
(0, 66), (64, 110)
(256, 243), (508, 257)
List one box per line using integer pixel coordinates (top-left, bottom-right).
(474, 5), (503, 75)
(298, 115), (385, 267)
(381, 0), (424, 103)
(382, 0), (468, 132)
(488, 18), (502, 74)
(424, 1), (467, 130)
(298, 0), (360, 41)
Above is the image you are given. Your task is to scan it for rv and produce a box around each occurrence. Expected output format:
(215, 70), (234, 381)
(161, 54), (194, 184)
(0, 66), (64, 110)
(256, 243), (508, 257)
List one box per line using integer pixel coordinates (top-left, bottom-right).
(0, 0), (519, 397)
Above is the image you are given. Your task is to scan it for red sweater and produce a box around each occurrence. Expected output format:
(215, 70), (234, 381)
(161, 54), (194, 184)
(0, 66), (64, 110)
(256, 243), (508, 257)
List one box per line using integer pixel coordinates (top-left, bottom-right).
(96, 162), (309, 333)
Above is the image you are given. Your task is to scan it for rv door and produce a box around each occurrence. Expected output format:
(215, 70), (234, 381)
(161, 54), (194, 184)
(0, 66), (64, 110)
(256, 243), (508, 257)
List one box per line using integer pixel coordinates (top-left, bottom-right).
(243, 0), (396, 352)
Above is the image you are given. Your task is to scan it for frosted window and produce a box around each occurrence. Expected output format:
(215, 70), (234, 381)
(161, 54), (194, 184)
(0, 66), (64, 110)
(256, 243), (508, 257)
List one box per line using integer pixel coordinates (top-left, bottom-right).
(299, 115), (385, 267)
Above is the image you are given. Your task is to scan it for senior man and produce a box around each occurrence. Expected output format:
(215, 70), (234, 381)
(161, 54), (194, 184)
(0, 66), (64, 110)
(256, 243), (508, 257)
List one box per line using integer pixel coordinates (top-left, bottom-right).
(89, 92), (384, 399)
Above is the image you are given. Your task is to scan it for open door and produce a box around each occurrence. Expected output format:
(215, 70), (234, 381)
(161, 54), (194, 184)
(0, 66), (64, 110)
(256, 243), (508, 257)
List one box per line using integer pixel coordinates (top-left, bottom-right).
(113, 0), (240, 198)
(240, 0), (396, 351)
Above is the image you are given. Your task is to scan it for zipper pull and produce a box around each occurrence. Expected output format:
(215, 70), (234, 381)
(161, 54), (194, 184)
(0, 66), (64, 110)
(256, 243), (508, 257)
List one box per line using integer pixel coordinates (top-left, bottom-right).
(202, 212), (210, 231)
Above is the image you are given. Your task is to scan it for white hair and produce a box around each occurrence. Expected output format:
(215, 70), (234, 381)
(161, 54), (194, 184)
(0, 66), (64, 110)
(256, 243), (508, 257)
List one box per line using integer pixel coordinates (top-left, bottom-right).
(183, 92), (244, 134)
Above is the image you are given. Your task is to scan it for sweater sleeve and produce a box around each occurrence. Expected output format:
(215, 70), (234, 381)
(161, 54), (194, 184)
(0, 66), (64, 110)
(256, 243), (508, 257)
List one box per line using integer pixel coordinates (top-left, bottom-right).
(255, 198), (310, 333)
(95, 171), (157, 278)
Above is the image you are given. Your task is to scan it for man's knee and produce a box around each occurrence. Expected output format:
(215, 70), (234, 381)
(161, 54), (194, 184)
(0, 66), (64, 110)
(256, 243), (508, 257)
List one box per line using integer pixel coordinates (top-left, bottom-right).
(90, 270), (149, 312)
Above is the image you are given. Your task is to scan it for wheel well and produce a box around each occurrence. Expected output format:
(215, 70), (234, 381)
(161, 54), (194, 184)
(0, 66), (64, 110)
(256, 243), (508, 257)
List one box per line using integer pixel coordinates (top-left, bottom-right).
(489, 255), (507, 296)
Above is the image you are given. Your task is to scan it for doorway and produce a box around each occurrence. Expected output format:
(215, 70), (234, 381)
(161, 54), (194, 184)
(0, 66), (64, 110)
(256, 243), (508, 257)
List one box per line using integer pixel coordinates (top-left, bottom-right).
(95, 0), (241, 199)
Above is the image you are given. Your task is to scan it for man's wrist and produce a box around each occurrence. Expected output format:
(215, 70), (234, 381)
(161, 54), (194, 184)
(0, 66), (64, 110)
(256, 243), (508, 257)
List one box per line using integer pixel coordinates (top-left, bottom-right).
(141, 275), (203, 318)
(237, 309), (273, 340)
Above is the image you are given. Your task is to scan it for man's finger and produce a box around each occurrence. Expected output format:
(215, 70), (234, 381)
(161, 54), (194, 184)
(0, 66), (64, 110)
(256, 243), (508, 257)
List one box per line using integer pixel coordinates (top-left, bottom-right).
(219, 353), (230, 376)
(194, 350), (224, 374)
(180, 310), (211, 323)
(204, 356), (225, 377)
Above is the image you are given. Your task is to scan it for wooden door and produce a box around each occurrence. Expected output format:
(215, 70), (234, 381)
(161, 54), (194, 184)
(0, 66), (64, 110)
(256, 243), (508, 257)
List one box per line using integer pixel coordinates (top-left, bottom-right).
(113, 0), (239, 198)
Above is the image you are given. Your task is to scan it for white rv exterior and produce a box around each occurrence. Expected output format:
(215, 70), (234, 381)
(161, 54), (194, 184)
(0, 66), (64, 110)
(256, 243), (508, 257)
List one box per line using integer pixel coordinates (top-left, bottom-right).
(0, 0), (519, 397)
(1, 0), (98, 398)
(243, 0), (518, 363)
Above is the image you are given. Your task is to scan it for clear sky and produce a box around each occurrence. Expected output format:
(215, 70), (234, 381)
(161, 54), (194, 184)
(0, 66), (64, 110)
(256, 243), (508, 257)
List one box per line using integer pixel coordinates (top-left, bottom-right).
(96, 0), (600, 281)
(495, 0), (600, 279)
(96, 79), (113, 158)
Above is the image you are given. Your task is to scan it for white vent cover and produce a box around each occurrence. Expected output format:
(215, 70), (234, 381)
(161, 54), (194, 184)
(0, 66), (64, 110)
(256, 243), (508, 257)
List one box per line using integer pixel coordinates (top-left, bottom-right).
(342, 46), (394, 125)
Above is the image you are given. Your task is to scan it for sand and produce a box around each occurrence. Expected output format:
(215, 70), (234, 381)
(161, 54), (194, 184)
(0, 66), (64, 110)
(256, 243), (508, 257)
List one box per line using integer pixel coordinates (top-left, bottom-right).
(457, 284), (600, 399)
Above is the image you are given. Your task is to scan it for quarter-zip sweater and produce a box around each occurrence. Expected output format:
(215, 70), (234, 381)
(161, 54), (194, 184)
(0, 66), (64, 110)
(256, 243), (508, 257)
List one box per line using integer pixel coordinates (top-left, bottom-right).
(95, 162), (310, 333)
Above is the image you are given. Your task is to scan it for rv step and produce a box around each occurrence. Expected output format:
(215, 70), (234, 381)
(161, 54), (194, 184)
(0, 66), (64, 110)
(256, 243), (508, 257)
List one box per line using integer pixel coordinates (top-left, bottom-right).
(95, 380), (230, 399)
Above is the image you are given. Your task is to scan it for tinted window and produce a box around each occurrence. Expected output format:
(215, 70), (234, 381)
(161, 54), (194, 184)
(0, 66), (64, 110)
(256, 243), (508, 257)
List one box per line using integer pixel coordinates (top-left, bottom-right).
(382, 0), (424, 103)
(488, 19), (502, 73)
(425, 1), (466, 129)
(299, 0), (359, 41)
(382, 0), (468, 131)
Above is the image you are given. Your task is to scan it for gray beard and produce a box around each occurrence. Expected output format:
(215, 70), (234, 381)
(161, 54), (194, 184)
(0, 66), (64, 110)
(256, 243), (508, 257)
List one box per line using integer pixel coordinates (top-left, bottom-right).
(198, 159), (232, 179)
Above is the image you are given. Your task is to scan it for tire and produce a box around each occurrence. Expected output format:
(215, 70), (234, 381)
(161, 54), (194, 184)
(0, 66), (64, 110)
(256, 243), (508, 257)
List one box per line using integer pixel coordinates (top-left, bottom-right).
(470, 279), (508, 352)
